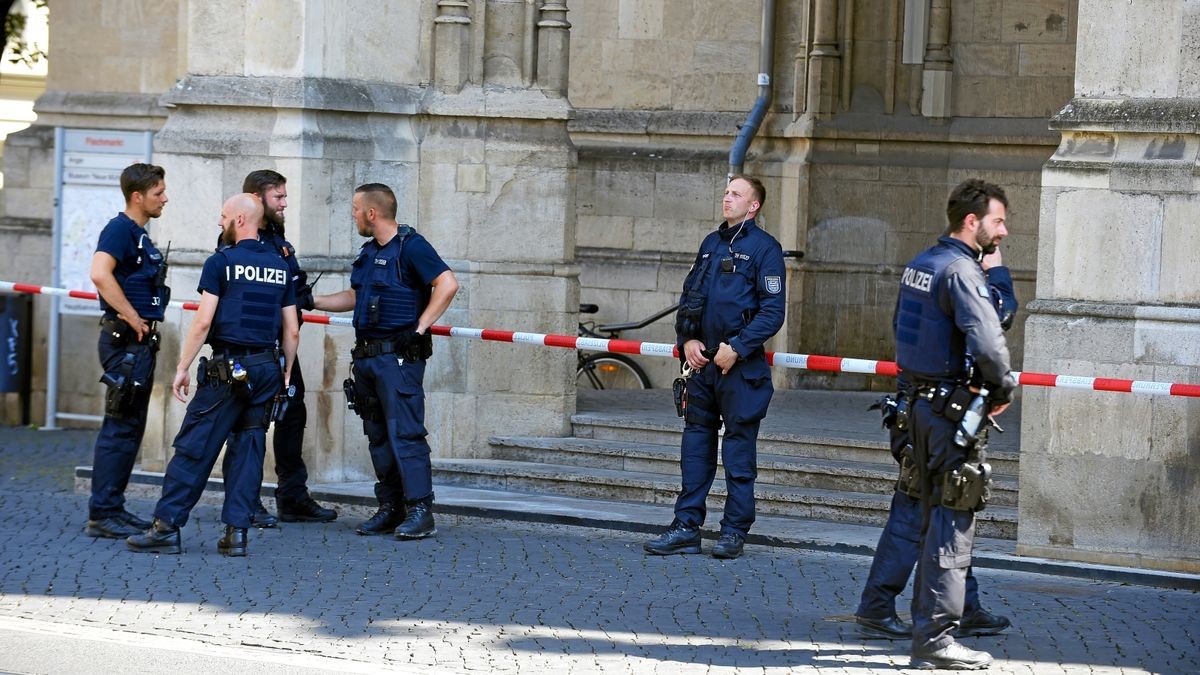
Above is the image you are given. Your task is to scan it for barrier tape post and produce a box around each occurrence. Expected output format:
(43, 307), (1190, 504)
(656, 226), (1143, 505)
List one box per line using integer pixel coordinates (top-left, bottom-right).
(3, 279), (1199, 399)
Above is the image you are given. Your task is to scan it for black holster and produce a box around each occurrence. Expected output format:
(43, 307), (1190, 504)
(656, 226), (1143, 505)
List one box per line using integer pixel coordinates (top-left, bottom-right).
(343, 375), (383, 422)
(100, 351), (143, 418)
(938, 461), (992, 512)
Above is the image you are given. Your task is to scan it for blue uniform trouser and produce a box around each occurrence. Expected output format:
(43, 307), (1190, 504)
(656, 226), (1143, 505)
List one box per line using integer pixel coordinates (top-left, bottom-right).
(909, 398), (975, 653)
(673, 357), (773, 536)
(856, 490), (982, 619)
(270, 356), (309, 503)
(154, 357), (281, 529)
(89, 330), (156, 519)
(352, 354), (432, 508)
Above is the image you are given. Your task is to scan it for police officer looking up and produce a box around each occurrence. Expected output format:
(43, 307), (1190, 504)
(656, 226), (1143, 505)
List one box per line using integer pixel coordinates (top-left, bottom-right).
(896, 178), (1017, 670)
(126, 193), (299, 557)
(854, 245), (1017, 641)
(238, 170), (337, 528)
(312, 183), (458, 540)
(644, 174), (786, 560)
(84, 162), (170, 540)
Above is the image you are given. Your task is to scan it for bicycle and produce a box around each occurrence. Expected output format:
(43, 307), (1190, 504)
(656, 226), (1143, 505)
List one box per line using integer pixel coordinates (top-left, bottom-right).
(576, 302), (678, 390)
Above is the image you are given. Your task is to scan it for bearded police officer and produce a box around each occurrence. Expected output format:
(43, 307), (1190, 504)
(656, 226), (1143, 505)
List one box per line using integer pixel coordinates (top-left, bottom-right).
(126, 193), (299, 556)
(643, 174), (786, 560)
(85, 163), (171, 539)
(854, 245), (1017, 641)
(895, 179), (1017, 670)
(313, 183), (458, 540)
(238, 170), (337, 527)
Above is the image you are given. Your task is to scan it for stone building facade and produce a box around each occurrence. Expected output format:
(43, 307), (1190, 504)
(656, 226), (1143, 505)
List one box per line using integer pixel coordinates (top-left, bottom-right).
(1, 1), (1195, 572)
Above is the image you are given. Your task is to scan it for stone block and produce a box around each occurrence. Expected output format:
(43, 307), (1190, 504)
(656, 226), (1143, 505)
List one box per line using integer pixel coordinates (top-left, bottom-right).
(577, 215), (635, 250)
(806, 217), (889, 265)
(1, 187), (50, 220)
(186, 0), (245, 76)
(692, 40), (754, 73)
(579, 258), (658, 292)
(617, 0), (664, 39)
(954, 44), (1018, 77)
(1159, 198), (1200, 304)
(1051, 189), (1161, 302)
(1017, 43), (1076, 77)
(457, 164), (487, 193)
(653, 171), (717, 221)
(671, 72), (757, 112)
(1075, 1), (1181, 97)
(1002, 0), (1072, 43)
(590, 168), (656, 217)
(154, 154), (225, 253)
(633, 218), (712, 254)
(972, 0), (1004, 41)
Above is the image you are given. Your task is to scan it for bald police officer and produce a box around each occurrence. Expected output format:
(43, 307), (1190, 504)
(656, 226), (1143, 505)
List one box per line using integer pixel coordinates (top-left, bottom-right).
(896, 179), (1017, 670)
(85, 163), (170, 539)
(313, 183), (458, 540)
(126, 193), (299, 556)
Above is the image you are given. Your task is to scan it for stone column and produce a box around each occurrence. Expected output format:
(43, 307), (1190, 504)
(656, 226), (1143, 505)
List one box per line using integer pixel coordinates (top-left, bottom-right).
(920, 0), (951, 118)
(1021, 0), (1200, 573)
(434, 0), (473, 93)
(536, 0), (571, 97)
(804, 0), (839, 117)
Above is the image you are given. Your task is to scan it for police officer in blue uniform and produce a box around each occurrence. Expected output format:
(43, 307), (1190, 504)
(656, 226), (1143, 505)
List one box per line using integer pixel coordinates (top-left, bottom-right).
(644, 174), (786, 560)
(126, 193), (299, 556)
(854, 248), (1017, 640)
(238, 170), (337, 527)
(85, 163), (170, 539)
(893, 179), (1017, 670)
(313, 183), (458, 540)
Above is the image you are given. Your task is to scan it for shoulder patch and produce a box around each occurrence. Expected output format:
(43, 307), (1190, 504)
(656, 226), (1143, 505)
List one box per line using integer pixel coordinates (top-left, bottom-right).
(977, 285), (990, 298)
(764, 275), (782, 294)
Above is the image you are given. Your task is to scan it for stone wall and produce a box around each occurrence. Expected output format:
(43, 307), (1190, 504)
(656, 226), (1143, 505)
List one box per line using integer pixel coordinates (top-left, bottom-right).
(568, 0), (1077, 389)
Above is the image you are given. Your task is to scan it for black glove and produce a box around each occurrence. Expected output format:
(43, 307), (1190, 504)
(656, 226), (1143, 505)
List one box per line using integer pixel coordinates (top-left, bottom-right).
(296, 286), (315, 311)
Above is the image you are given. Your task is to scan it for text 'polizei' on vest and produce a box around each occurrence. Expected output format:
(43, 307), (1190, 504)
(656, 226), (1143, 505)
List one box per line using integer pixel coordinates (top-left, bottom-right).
(227, 265), (288, 285)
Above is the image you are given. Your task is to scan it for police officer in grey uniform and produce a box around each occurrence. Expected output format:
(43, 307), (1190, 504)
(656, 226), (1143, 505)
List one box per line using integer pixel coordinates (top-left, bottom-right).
(854, 247), (1017, 640)
(894, 179), (1017, 670)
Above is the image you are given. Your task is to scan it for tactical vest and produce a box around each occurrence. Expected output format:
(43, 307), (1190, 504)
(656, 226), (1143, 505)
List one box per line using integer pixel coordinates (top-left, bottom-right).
(208, 242), (290, 347)
(351, 228), (418, 334)
(894, 239), (972, 380)
(122, 232), (169, 322)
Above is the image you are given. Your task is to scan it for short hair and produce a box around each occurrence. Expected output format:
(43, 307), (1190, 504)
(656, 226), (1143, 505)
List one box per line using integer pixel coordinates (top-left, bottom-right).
(120, 163), (165, 203)
(354, 183), (398, 220)
(728, 173), (766, 207)
(242, 169), (287, 196)
(946, 179), (1008, 233)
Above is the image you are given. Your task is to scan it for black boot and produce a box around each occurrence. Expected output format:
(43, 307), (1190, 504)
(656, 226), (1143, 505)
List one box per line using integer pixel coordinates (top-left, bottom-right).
(217, 525), (247, 557)
(355, 504), (405, 536)
(278, 496), (338, 523)
(126, 518), (181, 554)
(86, 516), (141, 539)
(394, 500), (436, 540)
(251, 500), (278, 528)
(643, 520), (701, 555)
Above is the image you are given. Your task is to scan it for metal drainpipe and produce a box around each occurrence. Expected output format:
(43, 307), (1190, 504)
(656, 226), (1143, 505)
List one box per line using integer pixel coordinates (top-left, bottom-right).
(728, 0), (776, 178)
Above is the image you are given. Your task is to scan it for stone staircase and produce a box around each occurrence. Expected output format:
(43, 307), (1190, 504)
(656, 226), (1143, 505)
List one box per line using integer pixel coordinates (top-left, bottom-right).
(432, 389), (1021, 539)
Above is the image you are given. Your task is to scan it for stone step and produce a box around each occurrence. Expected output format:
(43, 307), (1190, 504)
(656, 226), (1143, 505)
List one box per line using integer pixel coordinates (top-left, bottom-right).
(490, 435), (1019, 507)
(570, 414), (1021, 476)
(431, 458), (1018, 539)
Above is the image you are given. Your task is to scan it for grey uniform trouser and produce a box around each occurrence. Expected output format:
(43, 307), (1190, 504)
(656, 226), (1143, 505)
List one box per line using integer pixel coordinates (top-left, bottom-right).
(909, 397), (975, 653)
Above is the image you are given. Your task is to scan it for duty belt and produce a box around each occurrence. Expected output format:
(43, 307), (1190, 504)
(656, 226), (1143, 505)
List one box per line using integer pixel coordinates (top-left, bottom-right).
(99, 317), (159, 346)
(208, 347), (279, 367)
(351, 333), (430, 361)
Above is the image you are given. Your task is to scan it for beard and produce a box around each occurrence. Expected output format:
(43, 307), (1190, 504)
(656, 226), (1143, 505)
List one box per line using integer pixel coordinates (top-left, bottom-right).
(220, 225), (237, 247)
(264, 207), (285, 233)
(976, 228), (999, 255)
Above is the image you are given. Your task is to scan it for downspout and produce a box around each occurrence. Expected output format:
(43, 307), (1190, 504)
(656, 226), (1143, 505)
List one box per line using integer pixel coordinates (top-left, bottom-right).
(728, 0), (776, 178)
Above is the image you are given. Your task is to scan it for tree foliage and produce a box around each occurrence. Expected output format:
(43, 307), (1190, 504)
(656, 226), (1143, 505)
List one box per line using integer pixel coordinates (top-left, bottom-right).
(3, 0), (47, 68)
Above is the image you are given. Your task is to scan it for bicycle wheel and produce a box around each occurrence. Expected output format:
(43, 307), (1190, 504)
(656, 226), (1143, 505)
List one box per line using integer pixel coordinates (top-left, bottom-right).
(577, 353), (652, 390)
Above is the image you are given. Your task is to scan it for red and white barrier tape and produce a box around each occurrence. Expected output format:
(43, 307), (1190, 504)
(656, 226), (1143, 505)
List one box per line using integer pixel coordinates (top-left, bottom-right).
(5, 280), (1199, 398)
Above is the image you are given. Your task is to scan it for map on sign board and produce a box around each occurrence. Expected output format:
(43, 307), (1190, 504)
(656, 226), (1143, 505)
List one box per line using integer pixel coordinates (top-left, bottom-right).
(55, 129), (153, 315)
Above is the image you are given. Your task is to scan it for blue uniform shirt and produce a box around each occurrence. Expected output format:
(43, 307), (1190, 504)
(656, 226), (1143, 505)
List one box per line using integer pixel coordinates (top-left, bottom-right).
(198, 239), (296, 348)
(676, 219), (786, 358)
(350, 229), (449, 339)
(95, 212), (167, 321)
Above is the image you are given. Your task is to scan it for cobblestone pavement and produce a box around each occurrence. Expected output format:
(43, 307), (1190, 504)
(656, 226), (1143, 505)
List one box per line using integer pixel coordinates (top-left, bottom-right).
(0, 428), (1196, 674)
